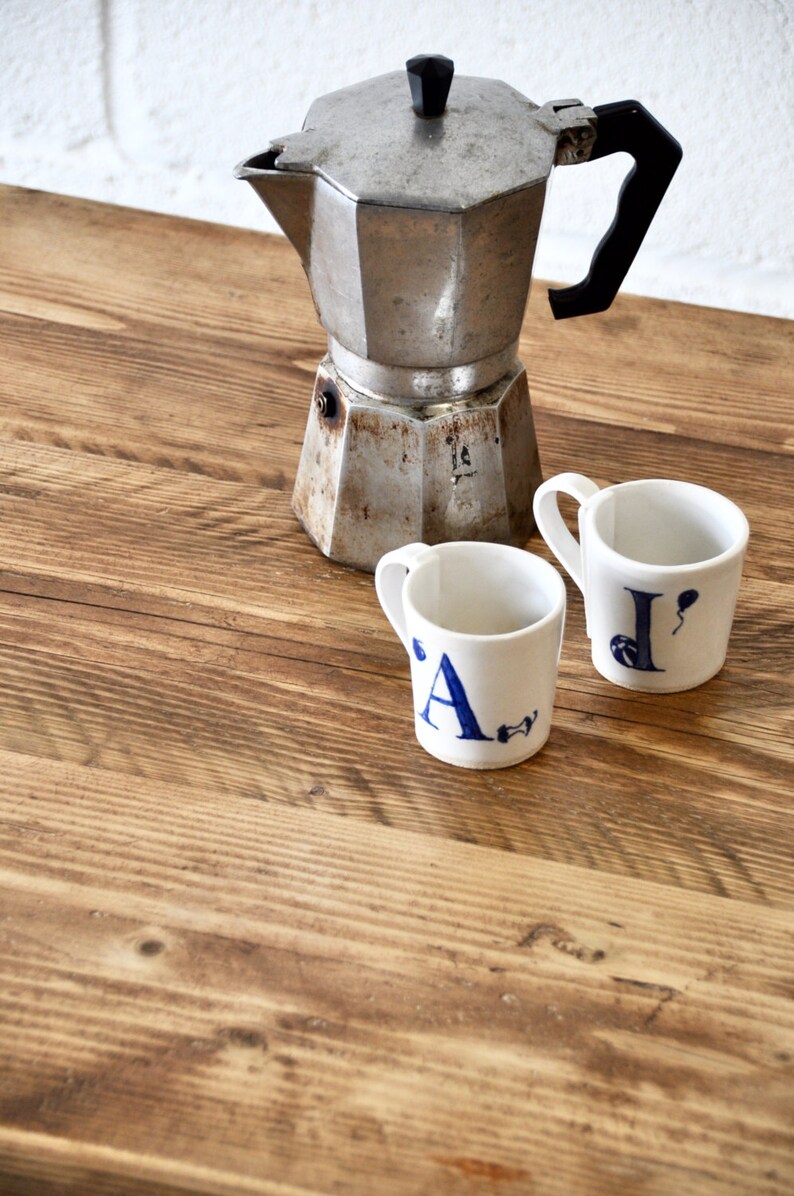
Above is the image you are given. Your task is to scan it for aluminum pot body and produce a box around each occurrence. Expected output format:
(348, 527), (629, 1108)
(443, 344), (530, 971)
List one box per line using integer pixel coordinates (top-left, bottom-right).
(237, 74), (596, 391)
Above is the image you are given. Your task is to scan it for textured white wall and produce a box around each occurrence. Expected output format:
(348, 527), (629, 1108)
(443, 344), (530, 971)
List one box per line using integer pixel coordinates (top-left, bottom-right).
(1, 0), (791, 317)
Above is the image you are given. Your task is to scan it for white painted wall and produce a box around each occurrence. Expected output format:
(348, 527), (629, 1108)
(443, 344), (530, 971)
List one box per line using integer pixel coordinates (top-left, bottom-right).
(1, 0), (791, 317)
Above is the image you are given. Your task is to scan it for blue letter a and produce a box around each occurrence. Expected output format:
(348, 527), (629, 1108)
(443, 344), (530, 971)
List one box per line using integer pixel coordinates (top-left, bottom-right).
(419, 654), (493, 741)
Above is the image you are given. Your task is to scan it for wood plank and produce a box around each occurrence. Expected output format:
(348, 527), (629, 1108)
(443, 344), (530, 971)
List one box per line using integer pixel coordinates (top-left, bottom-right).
(0, 185), (790, 472)
(0, 435), (789, 617)
(0, 583), (790, 907)
(525, 295), (792, 456)
(0, 302), (313, 487)
(0, 754), (792, 1196)
(0, 186), (315, 348)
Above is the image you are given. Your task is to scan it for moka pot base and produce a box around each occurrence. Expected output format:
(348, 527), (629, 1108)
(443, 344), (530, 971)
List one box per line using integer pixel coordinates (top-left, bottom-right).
(292, 356), (543, 573)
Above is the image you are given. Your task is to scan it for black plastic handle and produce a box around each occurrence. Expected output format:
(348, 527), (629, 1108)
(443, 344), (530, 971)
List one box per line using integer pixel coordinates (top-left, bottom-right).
(548, 100), (682, 320)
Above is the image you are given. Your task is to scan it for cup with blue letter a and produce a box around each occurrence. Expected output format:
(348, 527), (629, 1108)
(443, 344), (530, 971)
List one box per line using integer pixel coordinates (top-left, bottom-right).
(375, 542), (566, 768)
(533, 474), (749, 693)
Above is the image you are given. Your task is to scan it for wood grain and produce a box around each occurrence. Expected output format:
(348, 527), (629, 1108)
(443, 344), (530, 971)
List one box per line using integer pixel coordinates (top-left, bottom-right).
(1, 754), (792, 1196)
(0, 184), (792, 1195)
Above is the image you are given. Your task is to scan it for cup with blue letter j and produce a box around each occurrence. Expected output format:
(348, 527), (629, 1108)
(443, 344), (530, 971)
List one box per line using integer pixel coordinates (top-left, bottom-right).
(533, 474), (750, 693)
(375, 542), (566, 768)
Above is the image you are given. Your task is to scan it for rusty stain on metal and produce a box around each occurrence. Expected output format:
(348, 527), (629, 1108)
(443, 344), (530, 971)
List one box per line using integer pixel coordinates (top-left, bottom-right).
(292, 356), (542, 571)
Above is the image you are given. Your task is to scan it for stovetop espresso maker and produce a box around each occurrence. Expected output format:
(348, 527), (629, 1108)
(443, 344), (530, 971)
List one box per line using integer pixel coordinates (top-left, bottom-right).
(236, 55), (681, 571)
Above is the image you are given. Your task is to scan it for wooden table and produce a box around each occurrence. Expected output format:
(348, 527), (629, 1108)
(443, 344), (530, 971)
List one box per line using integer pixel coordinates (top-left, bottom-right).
(0, 184), (791, 1195)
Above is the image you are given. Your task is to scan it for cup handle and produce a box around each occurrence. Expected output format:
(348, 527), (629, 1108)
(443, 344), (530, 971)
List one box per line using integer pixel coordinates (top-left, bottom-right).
(533, 473), (601, 593)
(375, 542), (432, 652)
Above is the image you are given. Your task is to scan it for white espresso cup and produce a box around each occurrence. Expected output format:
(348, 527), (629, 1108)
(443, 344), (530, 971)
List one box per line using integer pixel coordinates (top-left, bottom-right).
(375, 541), (566, 768)
(533, 474), (750, 693)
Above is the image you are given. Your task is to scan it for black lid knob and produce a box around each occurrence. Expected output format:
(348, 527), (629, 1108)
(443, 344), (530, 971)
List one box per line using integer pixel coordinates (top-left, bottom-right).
(406, 54), (454, 118)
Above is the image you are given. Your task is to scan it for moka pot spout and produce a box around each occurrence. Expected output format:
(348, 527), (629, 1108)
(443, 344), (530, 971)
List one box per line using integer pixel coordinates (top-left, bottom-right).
(234, 149), (314, 271)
